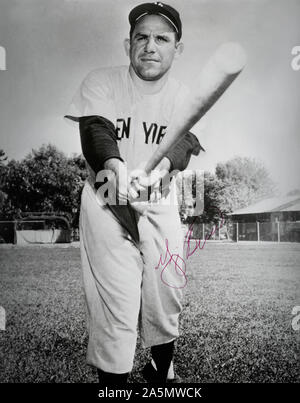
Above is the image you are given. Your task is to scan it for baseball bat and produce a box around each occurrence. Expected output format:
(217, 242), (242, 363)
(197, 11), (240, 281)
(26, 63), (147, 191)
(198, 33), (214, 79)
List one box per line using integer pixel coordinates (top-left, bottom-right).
(144, 42), (247, 174)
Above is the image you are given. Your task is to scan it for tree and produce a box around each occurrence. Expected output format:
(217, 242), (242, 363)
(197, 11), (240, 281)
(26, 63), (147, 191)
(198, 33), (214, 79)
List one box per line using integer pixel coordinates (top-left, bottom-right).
(203, 171), (224, 222)
(0, 149), (8, 212)
(203, 157), (276, 218)
(0, 149), (7, 164)
(200, 157), (276, 221)
(1, 144), (88, 226)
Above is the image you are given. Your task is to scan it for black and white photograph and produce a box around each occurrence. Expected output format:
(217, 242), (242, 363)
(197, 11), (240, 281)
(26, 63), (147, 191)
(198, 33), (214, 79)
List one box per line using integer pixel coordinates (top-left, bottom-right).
(0, 0), (299, 392)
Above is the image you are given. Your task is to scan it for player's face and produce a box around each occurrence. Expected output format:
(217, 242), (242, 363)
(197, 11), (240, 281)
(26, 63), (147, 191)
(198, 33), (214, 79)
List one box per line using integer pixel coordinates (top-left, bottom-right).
(129, 14), (182, 81)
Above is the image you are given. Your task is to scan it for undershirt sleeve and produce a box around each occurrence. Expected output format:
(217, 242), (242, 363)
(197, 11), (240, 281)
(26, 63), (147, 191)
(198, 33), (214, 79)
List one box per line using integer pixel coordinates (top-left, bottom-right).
(68, 69), (115, 120)
(165, 131), (205, 172)
(64, 115), (123, 174)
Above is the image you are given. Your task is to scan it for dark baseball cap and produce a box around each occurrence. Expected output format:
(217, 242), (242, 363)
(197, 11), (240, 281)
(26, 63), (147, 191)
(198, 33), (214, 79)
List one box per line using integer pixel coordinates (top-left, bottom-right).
(129, 2), (182, 40)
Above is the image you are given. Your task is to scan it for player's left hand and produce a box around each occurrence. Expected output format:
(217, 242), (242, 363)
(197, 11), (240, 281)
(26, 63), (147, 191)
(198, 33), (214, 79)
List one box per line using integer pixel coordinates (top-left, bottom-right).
(128, 158), (171, 203)
(128, 168), (166, 203)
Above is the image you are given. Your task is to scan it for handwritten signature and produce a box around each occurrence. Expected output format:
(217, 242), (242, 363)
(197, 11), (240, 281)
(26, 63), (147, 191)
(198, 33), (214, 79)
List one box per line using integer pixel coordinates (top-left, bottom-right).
(155, 207), (224, 289)
(155, 239), (187, 289)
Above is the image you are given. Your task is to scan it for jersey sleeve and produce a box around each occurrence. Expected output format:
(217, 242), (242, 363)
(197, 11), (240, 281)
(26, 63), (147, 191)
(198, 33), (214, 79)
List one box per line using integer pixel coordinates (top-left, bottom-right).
(66, 68), (116, 122)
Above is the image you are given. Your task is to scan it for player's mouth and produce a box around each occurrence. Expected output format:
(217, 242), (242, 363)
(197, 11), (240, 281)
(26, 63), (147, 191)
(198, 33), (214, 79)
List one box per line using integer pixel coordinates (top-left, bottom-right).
(140, 58), (159, 63)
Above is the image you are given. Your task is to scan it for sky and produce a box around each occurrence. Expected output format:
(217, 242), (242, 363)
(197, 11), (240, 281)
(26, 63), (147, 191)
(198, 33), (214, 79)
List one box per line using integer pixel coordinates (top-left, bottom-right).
(0, 0), (299, 194)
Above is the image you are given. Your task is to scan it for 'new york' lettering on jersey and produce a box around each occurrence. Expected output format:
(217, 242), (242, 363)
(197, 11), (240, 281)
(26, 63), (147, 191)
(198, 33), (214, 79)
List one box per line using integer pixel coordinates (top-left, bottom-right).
(116, 118), (167, 145)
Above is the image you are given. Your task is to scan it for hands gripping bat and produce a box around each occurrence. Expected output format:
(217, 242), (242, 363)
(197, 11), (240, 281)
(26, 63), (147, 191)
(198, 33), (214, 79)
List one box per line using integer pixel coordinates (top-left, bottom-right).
(143, 42), (247, 175)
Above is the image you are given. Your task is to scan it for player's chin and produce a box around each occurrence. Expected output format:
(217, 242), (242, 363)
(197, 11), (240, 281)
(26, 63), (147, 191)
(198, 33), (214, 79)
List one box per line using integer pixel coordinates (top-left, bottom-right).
(138, 68), (164, 81)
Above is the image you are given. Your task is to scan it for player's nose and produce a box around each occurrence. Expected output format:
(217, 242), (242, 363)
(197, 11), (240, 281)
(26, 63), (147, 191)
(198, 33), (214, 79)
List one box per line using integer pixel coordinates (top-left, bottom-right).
(144, 36), (156, 53)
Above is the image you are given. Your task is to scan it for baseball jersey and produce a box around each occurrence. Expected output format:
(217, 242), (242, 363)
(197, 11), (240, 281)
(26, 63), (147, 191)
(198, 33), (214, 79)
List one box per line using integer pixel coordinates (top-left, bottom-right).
(67, 65), (202, 172)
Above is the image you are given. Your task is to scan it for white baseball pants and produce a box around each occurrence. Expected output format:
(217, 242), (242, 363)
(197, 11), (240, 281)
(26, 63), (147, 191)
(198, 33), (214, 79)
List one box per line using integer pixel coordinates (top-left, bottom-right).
(79, 180), (184, 374)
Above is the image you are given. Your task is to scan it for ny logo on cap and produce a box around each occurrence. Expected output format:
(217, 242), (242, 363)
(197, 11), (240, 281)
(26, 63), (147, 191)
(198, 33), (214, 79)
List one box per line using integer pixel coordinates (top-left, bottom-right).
(155, 2), (164, 7)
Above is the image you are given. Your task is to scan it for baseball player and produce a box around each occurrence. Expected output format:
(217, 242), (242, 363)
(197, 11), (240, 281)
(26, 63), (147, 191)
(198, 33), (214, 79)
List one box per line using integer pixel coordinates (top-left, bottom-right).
(65, 2), (204, 384)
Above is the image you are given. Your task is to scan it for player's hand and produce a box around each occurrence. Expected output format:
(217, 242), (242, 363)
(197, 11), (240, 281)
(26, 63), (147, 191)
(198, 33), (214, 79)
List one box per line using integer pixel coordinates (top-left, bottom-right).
(103, 159), (139, 204)
(128, 158), (171, 202)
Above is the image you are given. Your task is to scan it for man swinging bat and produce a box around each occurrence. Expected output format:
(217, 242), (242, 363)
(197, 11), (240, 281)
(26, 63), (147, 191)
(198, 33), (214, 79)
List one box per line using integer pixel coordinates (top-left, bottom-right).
(65, 2), (245, 384)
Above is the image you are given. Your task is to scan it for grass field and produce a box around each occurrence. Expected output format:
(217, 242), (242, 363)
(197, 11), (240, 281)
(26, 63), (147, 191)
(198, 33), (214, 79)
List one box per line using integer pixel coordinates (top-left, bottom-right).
(0, 242), (299, 383)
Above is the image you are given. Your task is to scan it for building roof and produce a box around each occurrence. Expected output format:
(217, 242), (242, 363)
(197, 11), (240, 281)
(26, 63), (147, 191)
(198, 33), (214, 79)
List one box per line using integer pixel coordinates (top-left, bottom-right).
(230, 195), (300, 215)
(280, 200), (300, 212)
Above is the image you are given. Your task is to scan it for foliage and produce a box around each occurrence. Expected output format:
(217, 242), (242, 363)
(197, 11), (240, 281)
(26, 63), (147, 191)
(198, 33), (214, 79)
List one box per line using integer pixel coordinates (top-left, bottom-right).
(203, 157), (276, 220)
(0, 145), (88, 226)
(202, 171), (224, 222)
(0, 149), (8, 212)
(0, 149), (7, 164)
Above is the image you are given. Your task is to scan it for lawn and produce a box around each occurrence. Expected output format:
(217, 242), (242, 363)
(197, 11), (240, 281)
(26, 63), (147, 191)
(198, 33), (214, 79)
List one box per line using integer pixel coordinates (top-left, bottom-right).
(0, 242), (299, 383)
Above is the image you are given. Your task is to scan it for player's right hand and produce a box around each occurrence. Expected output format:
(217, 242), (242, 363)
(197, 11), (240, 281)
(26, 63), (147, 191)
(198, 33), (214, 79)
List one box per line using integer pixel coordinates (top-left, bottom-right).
(103, 158), (139, 204)
(129, 168), (163, 202)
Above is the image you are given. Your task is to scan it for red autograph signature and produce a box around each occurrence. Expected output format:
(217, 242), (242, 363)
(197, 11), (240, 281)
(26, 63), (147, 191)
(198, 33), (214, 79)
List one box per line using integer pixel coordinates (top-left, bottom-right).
(155, 239), (187, 289)
(155, 207), (225, 289)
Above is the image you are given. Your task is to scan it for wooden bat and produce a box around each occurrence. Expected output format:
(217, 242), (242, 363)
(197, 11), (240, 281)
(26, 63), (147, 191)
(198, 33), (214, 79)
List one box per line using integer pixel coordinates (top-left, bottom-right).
(144, 42), (247, 174)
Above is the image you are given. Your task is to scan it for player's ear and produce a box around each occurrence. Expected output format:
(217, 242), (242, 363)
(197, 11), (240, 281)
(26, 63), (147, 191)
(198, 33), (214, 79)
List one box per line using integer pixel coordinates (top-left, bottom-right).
(174, 42), (184, 59)
(124, 38), (130, 57)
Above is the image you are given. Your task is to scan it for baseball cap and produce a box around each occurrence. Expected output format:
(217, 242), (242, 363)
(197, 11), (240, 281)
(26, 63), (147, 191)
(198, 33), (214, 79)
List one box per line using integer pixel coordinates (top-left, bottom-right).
(129, 2), (182, 40)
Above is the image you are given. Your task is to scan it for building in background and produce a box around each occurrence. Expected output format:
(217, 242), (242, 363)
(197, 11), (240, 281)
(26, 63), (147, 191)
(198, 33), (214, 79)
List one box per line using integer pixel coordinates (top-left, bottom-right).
(229, 195), (300, 242)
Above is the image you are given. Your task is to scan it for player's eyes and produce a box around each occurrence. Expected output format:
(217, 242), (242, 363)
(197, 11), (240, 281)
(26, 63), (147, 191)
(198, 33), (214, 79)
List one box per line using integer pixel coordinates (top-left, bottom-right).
(134, 34), (169, 45)
(136, 35), (147, 42)
(156, 36), (168, 43)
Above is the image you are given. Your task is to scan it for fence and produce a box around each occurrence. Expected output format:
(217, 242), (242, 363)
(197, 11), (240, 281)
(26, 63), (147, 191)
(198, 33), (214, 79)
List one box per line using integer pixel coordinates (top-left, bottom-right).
(229, 221), (300, 242)
(0, 218), (72, 244)
(2, 219), (299, 244)
(182, 220), (300, 243)
(182, 220), (229, 241)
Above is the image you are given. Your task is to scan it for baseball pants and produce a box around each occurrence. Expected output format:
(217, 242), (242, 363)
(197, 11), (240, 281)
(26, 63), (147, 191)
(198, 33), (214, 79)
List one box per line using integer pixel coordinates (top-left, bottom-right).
(79, 180), (184, 374)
